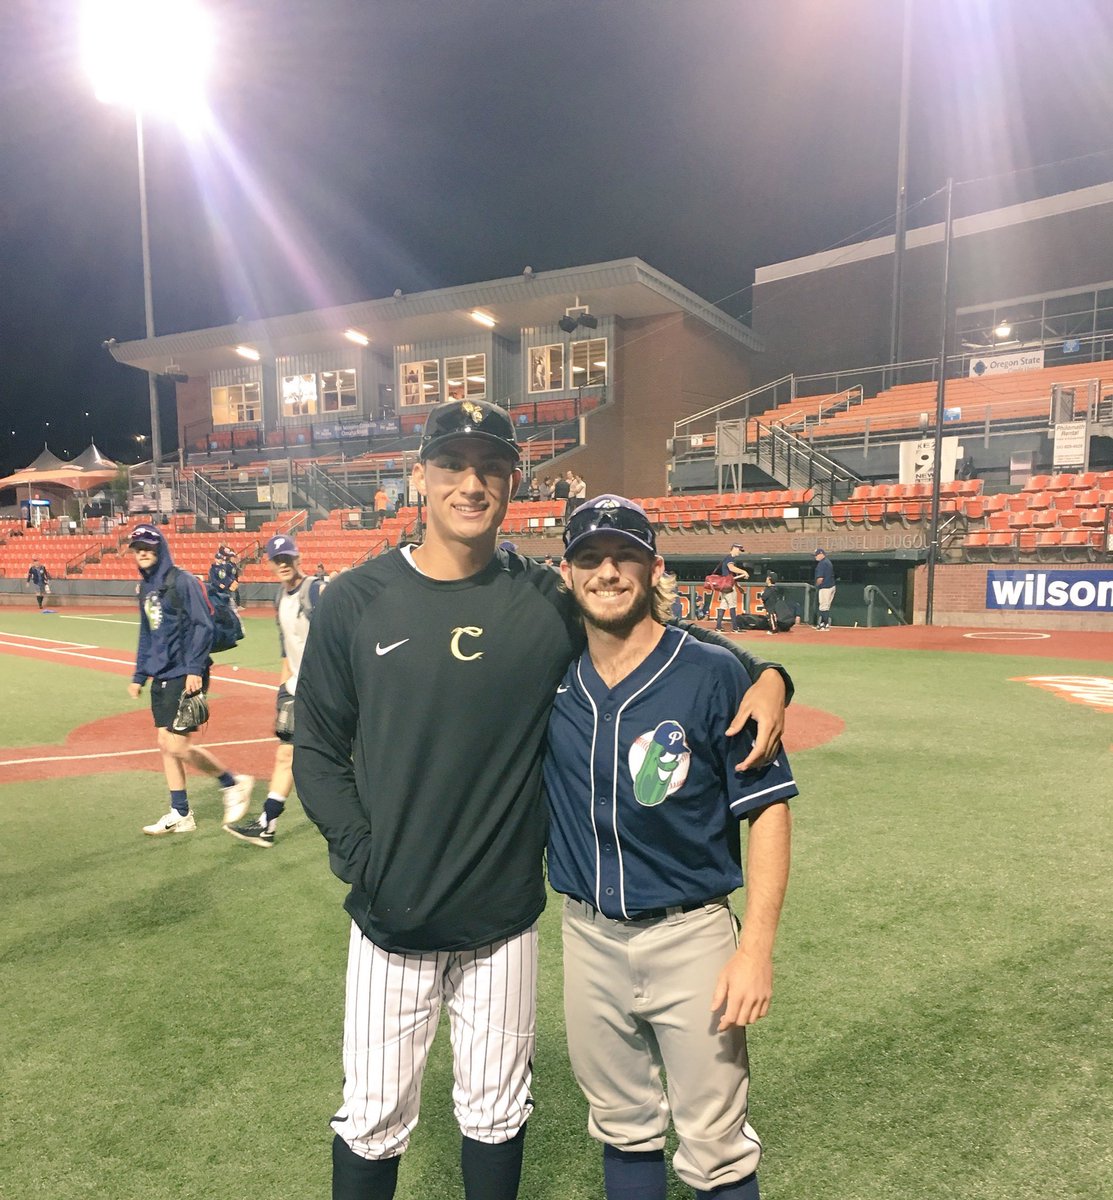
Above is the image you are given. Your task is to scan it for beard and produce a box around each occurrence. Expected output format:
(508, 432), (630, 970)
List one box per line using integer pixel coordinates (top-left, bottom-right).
(579, 583), (654, 636)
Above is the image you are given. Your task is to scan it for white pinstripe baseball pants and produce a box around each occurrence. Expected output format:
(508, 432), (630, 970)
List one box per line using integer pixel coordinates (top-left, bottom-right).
(332, 920), (538, 1161)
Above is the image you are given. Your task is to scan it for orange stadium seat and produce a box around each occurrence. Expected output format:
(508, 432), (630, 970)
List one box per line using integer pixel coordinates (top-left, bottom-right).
(964, 531), (991, 558)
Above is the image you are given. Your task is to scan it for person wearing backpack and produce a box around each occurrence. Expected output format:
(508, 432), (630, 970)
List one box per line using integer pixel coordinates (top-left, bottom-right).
(225, 533), (324, 847)
(127, 524), (254, 836)
(209, 544), (244, 610)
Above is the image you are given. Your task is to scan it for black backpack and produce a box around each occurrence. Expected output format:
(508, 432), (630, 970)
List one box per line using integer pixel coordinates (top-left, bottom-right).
(165, 566), (245, 653)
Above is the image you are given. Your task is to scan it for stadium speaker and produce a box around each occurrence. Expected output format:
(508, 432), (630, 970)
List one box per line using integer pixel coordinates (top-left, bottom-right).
(558, 315), (579, 334)
(578, 312), (598, 329)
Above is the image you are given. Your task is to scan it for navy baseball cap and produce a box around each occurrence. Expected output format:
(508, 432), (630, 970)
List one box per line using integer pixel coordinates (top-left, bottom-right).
(563, 495), (657, 560)
(814, 547), (826, 555)
(129, 523), (163, 548)
(265, 534), (299, 560)
(418, 399), (520, 462)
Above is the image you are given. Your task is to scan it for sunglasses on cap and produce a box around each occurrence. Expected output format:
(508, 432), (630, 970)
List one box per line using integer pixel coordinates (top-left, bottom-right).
(563, 505), (656, 557)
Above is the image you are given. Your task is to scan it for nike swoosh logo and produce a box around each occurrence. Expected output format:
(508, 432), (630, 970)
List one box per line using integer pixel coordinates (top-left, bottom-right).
(375, 639), (410, 656)
(557, 685), (569, 693)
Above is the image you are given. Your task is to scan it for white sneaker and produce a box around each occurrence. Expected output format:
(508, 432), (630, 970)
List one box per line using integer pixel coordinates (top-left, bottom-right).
(222, 774), (254, 825)
(143, 809), (196, 836)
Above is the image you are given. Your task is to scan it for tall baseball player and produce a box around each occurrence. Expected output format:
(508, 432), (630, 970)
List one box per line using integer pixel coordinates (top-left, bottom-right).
(225, 533), (323, 847)
(545, 495), (797, 1200)
(292, 400), (794, 1200)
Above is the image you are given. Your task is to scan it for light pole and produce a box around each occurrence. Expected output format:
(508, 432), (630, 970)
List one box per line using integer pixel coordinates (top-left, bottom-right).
(135, 109), (162, 476)
(82, 0), (214, 513)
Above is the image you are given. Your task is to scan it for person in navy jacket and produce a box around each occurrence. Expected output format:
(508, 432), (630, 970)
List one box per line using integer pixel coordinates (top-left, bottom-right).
(545, 496), (797, 1200)
(127, 523), (253, 837)
(26, 559), (51, 609)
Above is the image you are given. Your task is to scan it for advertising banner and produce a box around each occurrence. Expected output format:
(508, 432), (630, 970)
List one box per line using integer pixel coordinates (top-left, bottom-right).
(1052, 421), (1087, 470)
(898, 436), (959, 485)
(986, 569), (1113, 612)
(967, 349), (1045, 377)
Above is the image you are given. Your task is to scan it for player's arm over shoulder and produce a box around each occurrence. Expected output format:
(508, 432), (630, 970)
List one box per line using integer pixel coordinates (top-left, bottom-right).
(676, 621), (793, 703)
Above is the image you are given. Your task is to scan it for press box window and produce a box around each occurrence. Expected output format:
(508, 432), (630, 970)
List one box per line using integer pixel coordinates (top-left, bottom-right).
(528, 344), (564, 393)
(321, 368), (357, 412)
(571, 338), (607, 387)
(401, 360), (440, 406)
(282, 373), (318, 417)
(211, 382), (262, 425)
(444, 354), (486, 401)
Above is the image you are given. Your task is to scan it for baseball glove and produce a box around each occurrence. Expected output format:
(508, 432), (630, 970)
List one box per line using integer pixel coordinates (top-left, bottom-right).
(274, 686), (295, 739)
(171, 689), (210, 735)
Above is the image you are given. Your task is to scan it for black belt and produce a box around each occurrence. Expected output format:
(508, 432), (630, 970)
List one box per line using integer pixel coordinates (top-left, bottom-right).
(572, 897), (718, 922)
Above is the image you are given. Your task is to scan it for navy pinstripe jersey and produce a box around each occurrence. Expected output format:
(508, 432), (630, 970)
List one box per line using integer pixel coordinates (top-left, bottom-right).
(544, 624), (797, 919)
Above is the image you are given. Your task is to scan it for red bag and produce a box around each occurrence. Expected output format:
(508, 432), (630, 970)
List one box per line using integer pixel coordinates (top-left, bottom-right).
(704, 573), (735, 593)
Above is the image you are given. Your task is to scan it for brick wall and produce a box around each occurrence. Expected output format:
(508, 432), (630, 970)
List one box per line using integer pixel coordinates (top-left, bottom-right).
(912, 561), (1113, 630)
(562, 315), (755, 500)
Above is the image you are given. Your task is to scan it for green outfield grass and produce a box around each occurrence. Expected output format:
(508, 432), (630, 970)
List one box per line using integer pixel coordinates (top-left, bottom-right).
(1, 621), (1110, 1198)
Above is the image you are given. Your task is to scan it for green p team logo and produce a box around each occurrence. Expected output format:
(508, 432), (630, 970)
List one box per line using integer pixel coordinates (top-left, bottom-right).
(628, 721), (690, 807)
(143, 592), (166, 630)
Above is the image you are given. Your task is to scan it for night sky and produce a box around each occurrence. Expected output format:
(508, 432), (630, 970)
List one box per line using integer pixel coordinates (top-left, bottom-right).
(2, 0), (1112, 477)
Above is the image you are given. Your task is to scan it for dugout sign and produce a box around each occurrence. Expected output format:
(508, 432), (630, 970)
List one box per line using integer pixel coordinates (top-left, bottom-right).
(986, 569), (1113, 612)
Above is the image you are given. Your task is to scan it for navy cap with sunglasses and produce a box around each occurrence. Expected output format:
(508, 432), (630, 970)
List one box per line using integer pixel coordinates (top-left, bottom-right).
(562, 495), (657, 560)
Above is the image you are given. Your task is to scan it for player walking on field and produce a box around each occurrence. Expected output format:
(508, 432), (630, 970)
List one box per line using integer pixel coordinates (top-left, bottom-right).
(26, 558), (51, 609)
(127, 523), (254, 836)
(225, 533), (324, 847)
(545, 496), (796, 1200)
(293, 400), (792, 1200)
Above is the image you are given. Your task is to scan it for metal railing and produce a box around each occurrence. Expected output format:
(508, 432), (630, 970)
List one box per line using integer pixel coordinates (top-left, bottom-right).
(864, 584), (907, 626)
(755, 420), (863, 501)
(293, 460), (364, 514)
(176, 470), (239, 527)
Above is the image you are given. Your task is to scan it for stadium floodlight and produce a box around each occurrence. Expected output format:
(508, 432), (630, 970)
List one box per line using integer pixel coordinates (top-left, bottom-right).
(344, 328), (371, 346)
(994, 322), (1013, 339)
(81, 0), (214, 127)
(82, 0), (215, 511)
(470, 310), (496, 328)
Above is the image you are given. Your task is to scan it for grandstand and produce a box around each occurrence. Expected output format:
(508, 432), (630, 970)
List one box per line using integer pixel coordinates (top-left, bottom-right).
(5, 212), (1113, 628)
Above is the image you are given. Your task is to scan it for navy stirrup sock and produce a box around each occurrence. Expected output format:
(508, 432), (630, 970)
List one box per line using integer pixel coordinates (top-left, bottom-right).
(694, 1172), (760, 1199)
(603, 1144), (667, 1200)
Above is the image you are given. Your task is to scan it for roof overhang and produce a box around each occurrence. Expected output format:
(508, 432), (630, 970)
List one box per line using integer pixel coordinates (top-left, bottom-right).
(754, 182), (1113, 286)
(109, 258), (763, 375)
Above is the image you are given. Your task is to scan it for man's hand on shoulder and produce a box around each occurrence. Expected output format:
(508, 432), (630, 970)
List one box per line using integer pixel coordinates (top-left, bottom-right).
(727, 668), (786, 770)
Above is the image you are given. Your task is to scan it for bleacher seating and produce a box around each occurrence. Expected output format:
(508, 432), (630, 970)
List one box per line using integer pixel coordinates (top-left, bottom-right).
(793, 364), (1107, 442)
(961, 474), (1112, 561)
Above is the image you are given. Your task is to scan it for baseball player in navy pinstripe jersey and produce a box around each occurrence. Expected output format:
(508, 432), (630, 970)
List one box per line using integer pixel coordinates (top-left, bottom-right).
(294, 404), (794, 1200)
(545, 496), (797, 1200)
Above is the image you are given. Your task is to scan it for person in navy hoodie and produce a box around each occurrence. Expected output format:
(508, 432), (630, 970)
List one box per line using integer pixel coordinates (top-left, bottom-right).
(127, 523), (254, 836)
